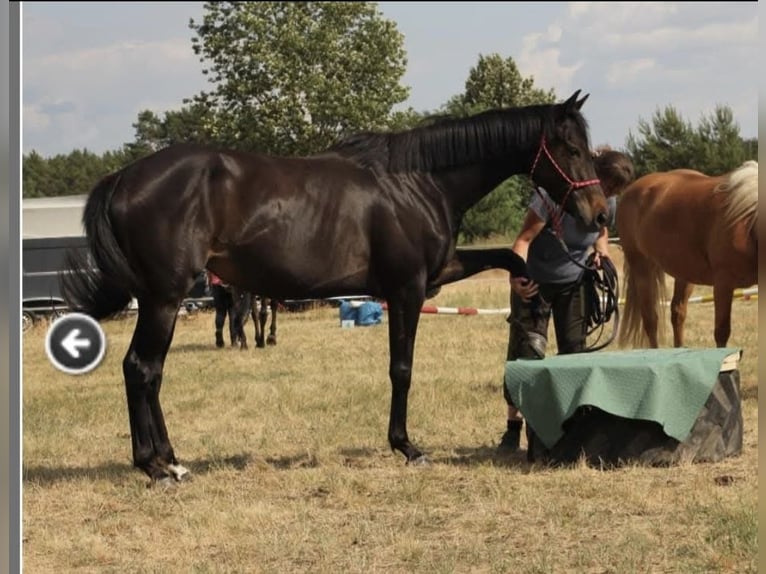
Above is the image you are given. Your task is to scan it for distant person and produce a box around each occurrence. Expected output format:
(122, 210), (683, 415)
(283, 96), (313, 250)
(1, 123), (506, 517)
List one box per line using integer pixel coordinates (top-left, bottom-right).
(498, 149), (636, 452)
(207, 270), (236, 348)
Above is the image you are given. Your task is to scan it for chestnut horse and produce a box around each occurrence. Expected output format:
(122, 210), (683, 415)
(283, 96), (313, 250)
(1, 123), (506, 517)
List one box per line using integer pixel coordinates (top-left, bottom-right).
(61, 91), (607, 483)
(617, 160), (757, 349)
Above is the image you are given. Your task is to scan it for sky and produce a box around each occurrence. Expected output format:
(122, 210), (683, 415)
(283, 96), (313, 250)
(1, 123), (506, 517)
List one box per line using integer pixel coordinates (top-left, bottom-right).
(21, 2), (759, 158)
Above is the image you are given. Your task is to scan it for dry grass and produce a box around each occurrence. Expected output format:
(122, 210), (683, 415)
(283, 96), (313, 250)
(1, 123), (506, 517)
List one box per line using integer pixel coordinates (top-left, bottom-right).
(22, 264), (757, 573)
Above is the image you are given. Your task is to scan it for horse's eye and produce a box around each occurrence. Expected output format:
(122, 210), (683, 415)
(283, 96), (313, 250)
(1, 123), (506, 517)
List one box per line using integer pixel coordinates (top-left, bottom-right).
(568, 147), (580, 158)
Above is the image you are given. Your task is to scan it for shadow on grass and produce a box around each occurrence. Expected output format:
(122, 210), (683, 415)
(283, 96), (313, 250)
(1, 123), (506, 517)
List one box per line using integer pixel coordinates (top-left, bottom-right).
(428, 444), (534, 471)
(24, 445), (566, 485)
(338, 444), (535, 471)
(169, 342), (230, 353)
(23, 454), (252, 486)
(24, 451), (340, 486)
(170, 342), (273, 354)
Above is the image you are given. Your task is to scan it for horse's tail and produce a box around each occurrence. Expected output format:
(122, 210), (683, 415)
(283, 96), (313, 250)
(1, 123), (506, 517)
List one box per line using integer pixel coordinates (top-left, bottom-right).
(60, 170), (139, 319)
(618, 251), (666, 348)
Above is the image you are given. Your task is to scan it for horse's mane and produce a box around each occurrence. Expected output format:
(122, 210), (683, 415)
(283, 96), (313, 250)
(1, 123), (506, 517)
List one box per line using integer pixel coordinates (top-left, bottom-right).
(323, 103), (588, 174)
(713, 160), (758, 233)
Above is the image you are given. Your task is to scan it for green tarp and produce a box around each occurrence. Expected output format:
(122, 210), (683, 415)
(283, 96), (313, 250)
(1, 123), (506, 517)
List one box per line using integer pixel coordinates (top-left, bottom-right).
(505, 347), (741, 449)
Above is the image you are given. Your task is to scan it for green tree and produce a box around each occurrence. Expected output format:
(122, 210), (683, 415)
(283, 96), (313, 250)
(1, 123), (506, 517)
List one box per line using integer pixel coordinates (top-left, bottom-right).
(696, 105), (750, 175)
(188, 1), (409, 156)
(437, 53), (556, 243)
(462, 53), (556, 110)
(625, 104), (755, 178)
(742, 138), (757, 161)
(23, 148), (110, 198)
(131, 103), (217, 152)
(625, 106), (701, 176)
(22, 150), (50, 198)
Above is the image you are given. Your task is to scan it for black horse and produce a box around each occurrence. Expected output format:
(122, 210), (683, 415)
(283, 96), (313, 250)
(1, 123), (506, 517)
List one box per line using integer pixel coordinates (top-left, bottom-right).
(229, 288), (279, 350)
(61, 90), (607, 483)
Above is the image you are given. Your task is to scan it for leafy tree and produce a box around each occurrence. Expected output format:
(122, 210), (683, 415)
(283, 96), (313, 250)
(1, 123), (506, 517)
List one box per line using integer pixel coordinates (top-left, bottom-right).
(385, 107), (426, 132)
(462, 53), (556, 110)
(187, 1), (409, 155)
(696, 105), (750, 175)
(624, 106), (701, 176)
(438, 53), (555, 243)
(625, 104), (755, 178)
(742, 138), (757, 161)
(131, 103), (217, 152)
(22, 150), (50, 198)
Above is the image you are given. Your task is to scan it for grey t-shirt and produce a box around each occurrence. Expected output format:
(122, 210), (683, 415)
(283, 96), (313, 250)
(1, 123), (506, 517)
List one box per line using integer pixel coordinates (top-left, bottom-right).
(526, 188), (616, 284)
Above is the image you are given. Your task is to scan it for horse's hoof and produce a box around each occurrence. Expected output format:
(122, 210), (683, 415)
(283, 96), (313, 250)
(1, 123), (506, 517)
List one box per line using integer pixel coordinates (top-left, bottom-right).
(168, 463), (192, 482)
(407, 455), (430, 467)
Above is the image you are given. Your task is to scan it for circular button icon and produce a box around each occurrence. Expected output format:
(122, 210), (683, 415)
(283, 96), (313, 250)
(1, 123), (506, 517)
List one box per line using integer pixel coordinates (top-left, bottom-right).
(45, 312), (107, 375)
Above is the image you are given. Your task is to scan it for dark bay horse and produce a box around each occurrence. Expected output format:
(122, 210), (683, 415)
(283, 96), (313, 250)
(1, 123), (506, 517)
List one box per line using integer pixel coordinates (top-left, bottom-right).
(229, 288), (279, 350)
(617, 160), (758, 348)
(61, 90), (607, 483)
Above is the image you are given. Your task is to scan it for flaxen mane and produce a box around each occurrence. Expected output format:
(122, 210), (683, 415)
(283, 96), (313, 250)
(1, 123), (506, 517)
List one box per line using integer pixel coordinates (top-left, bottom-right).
(713, 160), (758, 234)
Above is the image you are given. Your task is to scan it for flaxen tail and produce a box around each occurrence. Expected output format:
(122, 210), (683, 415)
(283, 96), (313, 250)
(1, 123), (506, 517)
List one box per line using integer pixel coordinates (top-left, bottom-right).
(618, 252), (667, 348)
(59, 170), (141, 319)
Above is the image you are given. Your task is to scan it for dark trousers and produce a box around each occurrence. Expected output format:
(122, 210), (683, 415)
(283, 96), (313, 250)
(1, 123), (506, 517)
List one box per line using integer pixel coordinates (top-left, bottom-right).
(211, 284), (236, 342)
(504, 280), (588, 405)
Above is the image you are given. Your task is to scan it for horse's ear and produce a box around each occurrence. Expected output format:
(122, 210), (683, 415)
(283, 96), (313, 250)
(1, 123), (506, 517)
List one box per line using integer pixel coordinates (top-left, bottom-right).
(575, 93), (590, 110)
(563, 90), (582, 110)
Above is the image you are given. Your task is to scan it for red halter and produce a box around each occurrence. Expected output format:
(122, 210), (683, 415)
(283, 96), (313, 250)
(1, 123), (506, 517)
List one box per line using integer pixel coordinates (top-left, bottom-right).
(529, 135), (601, 236)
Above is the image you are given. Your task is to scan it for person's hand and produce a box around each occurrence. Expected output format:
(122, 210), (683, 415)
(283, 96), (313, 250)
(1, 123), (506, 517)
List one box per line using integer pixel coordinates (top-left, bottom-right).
(511, 277), (539, 302)
(592, 250), (609, 269)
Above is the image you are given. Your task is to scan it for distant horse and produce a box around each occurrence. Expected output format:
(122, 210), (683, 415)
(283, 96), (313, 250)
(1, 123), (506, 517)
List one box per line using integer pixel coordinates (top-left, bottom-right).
(229, 287), (279, 350)
(61, 90), (607, 483)
(617, 160), (758, 349)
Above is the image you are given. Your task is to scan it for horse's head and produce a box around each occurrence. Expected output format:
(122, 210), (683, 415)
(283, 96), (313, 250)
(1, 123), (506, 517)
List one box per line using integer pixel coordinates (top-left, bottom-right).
(530, 90), (608, 231)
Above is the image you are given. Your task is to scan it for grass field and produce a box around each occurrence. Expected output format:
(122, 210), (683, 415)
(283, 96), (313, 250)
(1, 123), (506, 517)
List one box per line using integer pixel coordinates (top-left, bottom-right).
(22, 254), (758, 573)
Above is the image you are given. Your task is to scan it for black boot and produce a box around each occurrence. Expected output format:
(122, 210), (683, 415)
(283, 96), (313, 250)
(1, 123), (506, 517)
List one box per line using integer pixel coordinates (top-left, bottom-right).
(215, 330), (224, 348)
(498, 419), (523, 452)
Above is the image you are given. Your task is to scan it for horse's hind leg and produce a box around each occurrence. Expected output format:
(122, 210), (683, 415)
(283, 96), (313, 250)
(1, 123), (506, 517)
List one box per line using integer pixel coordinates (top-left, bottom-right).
(123, 301), (187, 483)
(629, 257), (662, 348)
(266, 299), (277, 346)
(670, 279), (694, 347)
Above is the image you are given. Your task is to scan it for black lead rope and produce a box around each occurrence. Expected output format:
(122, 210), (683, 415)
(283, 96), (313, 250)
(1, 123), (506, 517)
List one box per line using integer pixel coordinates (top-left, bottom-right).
(548, 231), (620, 353)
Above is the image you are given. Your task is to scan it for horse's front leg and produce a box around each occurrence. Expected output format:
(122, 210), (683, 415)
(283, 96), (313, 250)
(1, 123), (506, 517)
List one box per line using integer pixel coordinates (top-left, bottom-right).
(386, 281), (427, 464)
(427, 247), (529, 293)
(670, 279), (694, 347)
(713, 282), (734, 347)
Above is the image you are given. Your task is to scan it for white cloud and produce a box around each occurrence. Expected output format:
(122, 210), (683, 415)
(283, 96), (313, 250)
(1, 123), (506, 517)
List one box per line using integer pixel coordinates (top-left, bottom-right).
(518, 24), (581, 94)
(24, 38), (198, 98)
(22, 104), (50, 131)
(23, 36), (206, 156)
(599, 18), (757, 52)
(515, 2), (757, 145)
(605, 58), (655, 87)
(568, 2), (680, 29)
